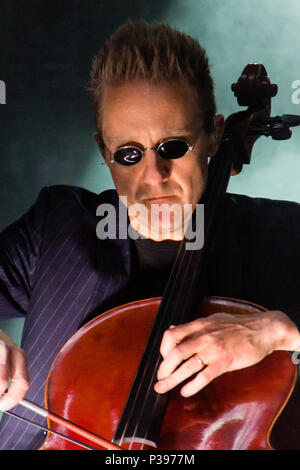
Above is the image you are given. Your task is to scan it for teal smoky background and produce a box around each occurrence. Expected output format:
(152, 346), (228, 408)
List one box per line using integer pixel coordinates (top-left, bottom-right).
(0, 2), (300, 345)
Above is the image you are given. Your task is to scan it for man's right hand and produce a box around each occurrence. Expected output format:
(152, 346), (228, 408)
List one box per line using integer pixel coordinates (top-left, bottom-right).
(0, 329), (29, 411)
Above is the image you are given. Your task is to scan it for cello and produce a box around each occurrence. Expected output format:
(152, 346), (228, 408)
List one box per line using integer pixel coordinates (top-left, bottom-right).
(6, 64), (300, 450)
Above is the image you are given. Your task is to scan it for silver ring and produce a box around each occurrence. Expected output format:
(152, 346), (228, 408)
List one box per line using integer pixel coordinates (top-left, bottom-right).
(194, 353), (204, 366)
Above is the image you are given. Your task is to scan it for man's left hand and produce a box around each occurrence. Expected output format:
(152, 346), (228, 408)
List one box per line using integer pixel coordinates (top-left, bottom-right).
(154, 310), (300, 397)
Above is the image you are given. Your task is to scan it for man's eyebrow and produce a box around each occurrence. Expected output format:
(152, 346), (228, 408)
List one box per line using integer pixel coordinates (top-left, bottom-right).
(106, 127), (198, 147)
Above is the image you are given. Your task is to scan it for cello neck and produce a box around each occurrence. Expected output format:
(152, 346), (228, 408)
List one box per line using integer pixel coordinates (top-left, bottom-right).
(113, 63), (278, 448)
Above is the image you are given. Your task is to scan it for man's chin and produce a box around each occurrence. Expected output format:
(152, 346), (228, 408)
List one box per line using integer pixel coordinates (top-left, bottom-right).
(127, 196), (193, 240)
(130, 217), (186, 241)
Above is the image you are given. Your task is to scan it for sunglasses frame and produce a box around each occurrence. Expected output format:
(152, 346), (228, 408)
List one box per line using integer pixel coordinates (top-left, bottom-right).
(109, 138), (194, 165)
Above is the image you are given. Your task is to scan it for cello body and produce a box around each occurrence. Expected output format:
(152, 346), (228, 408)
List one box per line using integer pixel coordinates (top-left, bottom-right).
(40, 296), (297, 450)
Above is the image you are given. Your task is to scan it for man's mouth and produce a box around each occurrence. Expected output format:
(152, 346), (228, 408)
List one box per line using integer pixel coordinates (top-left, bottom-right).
(143, 196), (178, 204)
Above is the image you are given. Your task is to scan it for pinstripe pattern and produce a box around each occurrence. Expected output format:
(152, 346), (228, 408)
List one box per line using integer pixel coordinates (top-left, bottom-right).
(0, 186), (131, 449)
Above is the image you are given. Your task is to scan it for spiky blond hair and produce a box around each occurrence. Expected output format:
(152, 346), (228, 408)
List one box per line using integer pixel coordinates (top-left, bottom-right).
(89, 20), (216, 136)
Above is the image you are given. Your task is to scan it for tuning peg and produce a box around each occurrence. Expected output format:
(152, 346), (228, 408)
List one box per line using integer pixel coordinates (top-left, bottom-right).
(279, 114), (300, 127)
(269, 124), (292, 140)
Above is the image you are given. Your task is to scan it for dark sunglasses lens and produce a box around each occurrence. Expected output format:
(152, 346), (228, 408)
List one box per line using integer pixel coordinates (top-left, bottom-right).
(114, 147), (142, 166)
(158, 140), (189, 159)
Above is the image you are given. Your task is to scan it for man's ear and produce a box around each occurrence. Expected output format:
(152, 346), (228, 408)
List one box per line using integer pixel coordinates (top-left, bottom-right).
(94, 132), (104, 152)
(94, 132), (108, 166)
(209, 114), (225, 158)
(94, 131), (108, 158)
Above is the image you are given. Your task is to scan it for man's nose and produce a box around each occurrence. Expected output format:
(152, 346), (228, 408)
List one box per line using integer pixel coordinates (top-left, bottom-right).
(142, 149), (171, 185)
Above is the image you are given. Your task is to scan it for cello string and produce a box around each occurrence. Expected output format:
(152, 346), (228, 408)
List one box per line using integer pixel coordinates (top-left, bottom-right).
(116, 236), (195, 446)
(122, 219), (207, 446)
(118, 171), (213, 445)
(116, 250), (191, 447)
(129, 248), (203, 445)
(115, 230), (196, 446)
(119, 191), (213, 445)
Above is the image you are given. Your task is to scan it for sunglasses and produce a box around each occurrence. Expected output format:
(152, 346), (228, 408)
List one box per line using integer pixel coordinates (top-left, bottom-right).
(109, 139), (194, 166)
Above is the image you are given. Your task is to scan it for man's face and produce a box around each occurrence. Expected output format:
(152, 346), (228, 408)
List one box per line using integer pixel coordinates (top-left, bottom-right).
(98, 79), (222, 240)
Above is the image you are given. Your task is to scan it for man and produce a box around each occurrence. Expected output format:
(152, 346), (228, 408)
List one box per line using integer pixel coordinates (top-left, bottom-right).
(0, 20), (299, 449)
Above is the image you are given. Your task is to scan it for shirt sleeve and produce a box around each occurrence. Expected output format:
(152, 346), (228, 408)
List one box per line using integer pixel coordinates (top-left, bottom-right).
(0, 187), (49, 320)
